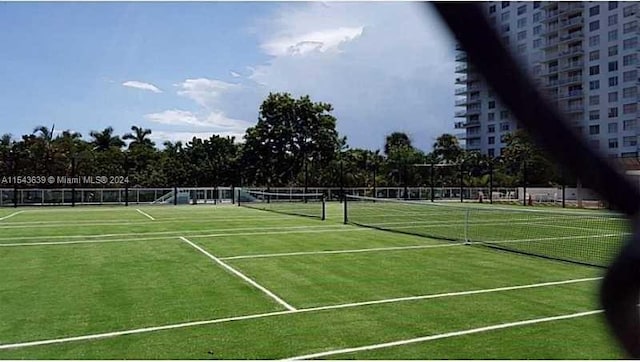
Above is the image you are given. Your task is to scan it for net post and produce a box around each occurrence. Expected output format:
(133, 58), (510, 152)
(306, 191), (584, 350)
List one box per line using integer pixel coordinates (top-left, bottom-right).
(322, 194), (326, 221)
(173, 186), (178, 206)
(430, 163), (435, 202)
(464, 208), (470, 244)
(489, 162), (494, 204)
(343, 194), (348, 224)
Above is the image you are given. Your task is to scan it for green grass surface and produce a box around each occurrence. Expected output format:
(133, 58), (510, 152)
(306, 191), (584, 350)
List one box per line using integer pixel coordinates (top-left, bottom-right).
(0, 202), (628, 359)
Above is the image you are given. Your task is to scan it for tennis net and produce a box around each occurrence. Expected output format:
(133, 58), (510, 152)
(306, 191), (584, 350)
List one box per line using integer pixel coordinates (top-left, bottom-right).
(344, 194), (629, 267)
(239, 190), (326, 220)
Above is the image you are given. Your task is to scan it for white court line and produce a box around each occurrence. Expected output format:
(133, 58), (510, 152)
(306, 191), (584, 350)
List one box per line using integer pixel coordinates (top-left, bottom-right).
(0, 211), (24, 221)
(0, 276), (600, 351)
(179, 236), (297, 311)
(0, 228), (369, 247)
(283, 309), (604, 360)
(136, 209), (155, 221)
(220, 244), (462, 260)
(0, 224), (352, 242)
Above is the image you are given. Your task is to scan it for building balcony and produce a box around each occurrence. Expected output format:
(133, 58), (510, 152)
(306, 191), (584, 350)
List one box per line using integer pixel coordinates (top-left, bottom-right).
(561, 60), (584, 71)
(455, 97), (481, 106)
(545, 65), (559, 75)
(541, 1), (558, 10)
(557, 47), (584, 59)
(559, 2), (584, 15)
(455, 108), (481, 117)
(564, 105), (584, 113)
(560, 17), (583, 30)
(543, 79), (560, 88)
(558, 31), (584, 44)
(455, 43), (464, 51)
(454, 120), (481, 128)
(455, 64), (469, 73)
(542, 38), (560, 49)
(557, 90), (584, 99)
(455, 75), (467, 84)
(455, 87), (467, 95)
(559, 75), (583, 85)
(455, 52), (467, 62)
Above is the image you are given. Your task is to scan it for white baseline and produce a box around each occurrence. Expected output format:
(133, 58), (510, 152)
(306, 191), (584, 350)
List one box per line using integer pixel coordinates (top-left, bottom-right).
(179, 236), (296, 311)
(0, 276), (601, 351)
(283, 310), (603, 360)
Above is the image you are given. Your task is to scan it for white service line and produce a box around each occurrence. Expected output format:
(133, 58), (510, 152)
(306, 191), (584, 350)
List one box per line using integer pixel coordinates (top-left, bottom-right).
(0, 276), (601, 351)
(136, 209), (155, 221)
(283, 309), (604, 360)
(0, 211), (24, 221)
(0, 227), (368, 247)
(220, 243), (462, 261)
(0, 224), (353, 242)
(179, 236), (297, 311)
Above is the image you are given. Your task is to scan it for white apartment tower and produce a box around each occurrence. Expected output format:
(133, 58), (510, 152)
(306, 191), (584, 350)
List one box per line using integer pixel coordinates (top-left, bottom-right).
(455, 1), (640, 158)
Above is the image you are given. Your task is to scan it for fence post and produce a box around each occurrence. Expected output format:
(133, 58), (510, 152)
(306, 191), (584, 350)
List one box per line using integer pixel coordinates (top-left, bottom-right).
(343, 194), (348, 224)
(522, 159), (527, 207)
(430, 163), (435, 202)
(460, 162), (464, 203)
(489, 162), (493, 204)
(173, 186), (178, 206)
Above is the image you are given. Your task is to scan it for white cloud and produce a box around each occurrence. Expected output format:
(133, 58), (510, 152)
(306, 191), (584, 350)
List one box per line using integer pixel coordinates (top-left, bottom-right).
(122, 80), (162, 93)
(261, 26), (364, 56)
(145, 109), (252, 137)
(230, 71), (241, 78)
(176, 78), (240, 108)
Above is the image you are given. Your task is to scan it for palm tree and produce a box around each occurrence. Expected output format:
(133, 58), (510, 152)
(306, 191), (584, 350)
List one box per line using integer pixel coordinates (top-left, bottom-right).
(123, 125), (155, 149)
(384, 132), (412, 156)
(90, 127), (125, 151)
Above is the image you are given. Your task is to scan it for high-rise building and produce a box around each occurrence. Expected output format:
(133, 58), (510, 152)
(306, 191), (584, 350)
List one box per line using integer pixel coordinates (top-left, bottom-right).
(455, 1), (640, 158)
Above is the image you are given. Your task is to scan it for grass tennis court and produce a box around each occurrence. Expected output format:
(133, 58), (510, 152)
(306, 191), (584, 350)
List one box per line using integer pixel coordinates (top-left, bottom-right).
(0, 202), (627, 359)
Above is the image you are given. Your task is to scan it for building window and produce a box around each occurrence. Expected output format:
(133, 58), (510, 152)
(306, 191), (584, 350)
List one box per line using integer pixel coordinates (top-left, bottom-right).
(590, 5), (600, 16)
(488, 123), (495, 132)
(488, 113), (495, 122)
(610, 77), (619, 87)
(589, 125), (600, 135)
(590, 110), (600, 120)
(533, 12), (541, 22)
(517, 4), (526, 15)
(533, 1), (540, 9)
(623, 86), (638, 99)
(500, 122), (510, 131)
(624, 53), (638, 66)
(517, 17), (526, 29)
(500, 110), (509, 120)
(501, 11), (510, 21)
(609, 107), (619, 118)
(609, 122), (619, 133)
(589, 95), (600, 105)
(517, 30), (526, 41)
(624, 37), (638, 50)
(609, 61), (619, 72)
(590, 21), (600, 32)
(488, 101), (496, 109)
(609, 14), (618, 27)
(624, 20), (638, 34)
(609, 29), (618, 41)
(589, 35), (600, 46)
(590, 80), (600, 90)
(533, 38), (542, 49)
(624, 4), (638, 18)
(517, 43), (526, 54)
(502, 24), (510, 33)
(609, 45), (618, 57)
(590, 65), (600, 75)
(623, 103), (638, 114)
(489, 4), (496, 14)
(624, 70), (638, 82)
(533, 25), (542, 35)
(623, 136), (637, 147)
(590, 50), (600, 61)
(502, 1), (510, 9)
(609, 138), (619, 149)
(624, 119), (637, 131)
(609, 92), (619, 102)
(610, 1), (618, 11)
(488, 136), (495, 145)
(488, 148), (495, 157)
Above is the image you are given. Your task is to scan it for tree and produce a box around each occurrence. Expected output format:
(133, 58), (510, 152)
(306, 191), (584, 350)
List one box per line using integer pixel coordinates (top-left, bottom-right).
(500, 129), (559, 186)
(384, 132), (412, 156)
(123, 125), (155, 149)
(90, 127), (125, 151)
(241, 93), (341, 186)
(431, 134), (464, 165)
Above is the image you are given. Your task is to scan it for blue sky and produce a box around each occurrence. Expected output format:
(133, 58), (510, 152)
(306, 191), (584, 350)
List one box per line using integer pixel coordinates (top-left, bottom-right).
(0, 2), (456, 151)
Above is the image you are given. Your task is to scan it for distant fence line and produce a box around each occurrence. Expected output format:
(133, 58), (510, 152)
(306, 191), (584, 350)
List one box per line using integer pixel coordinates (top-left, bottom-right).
(0, 185), (605, 208)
